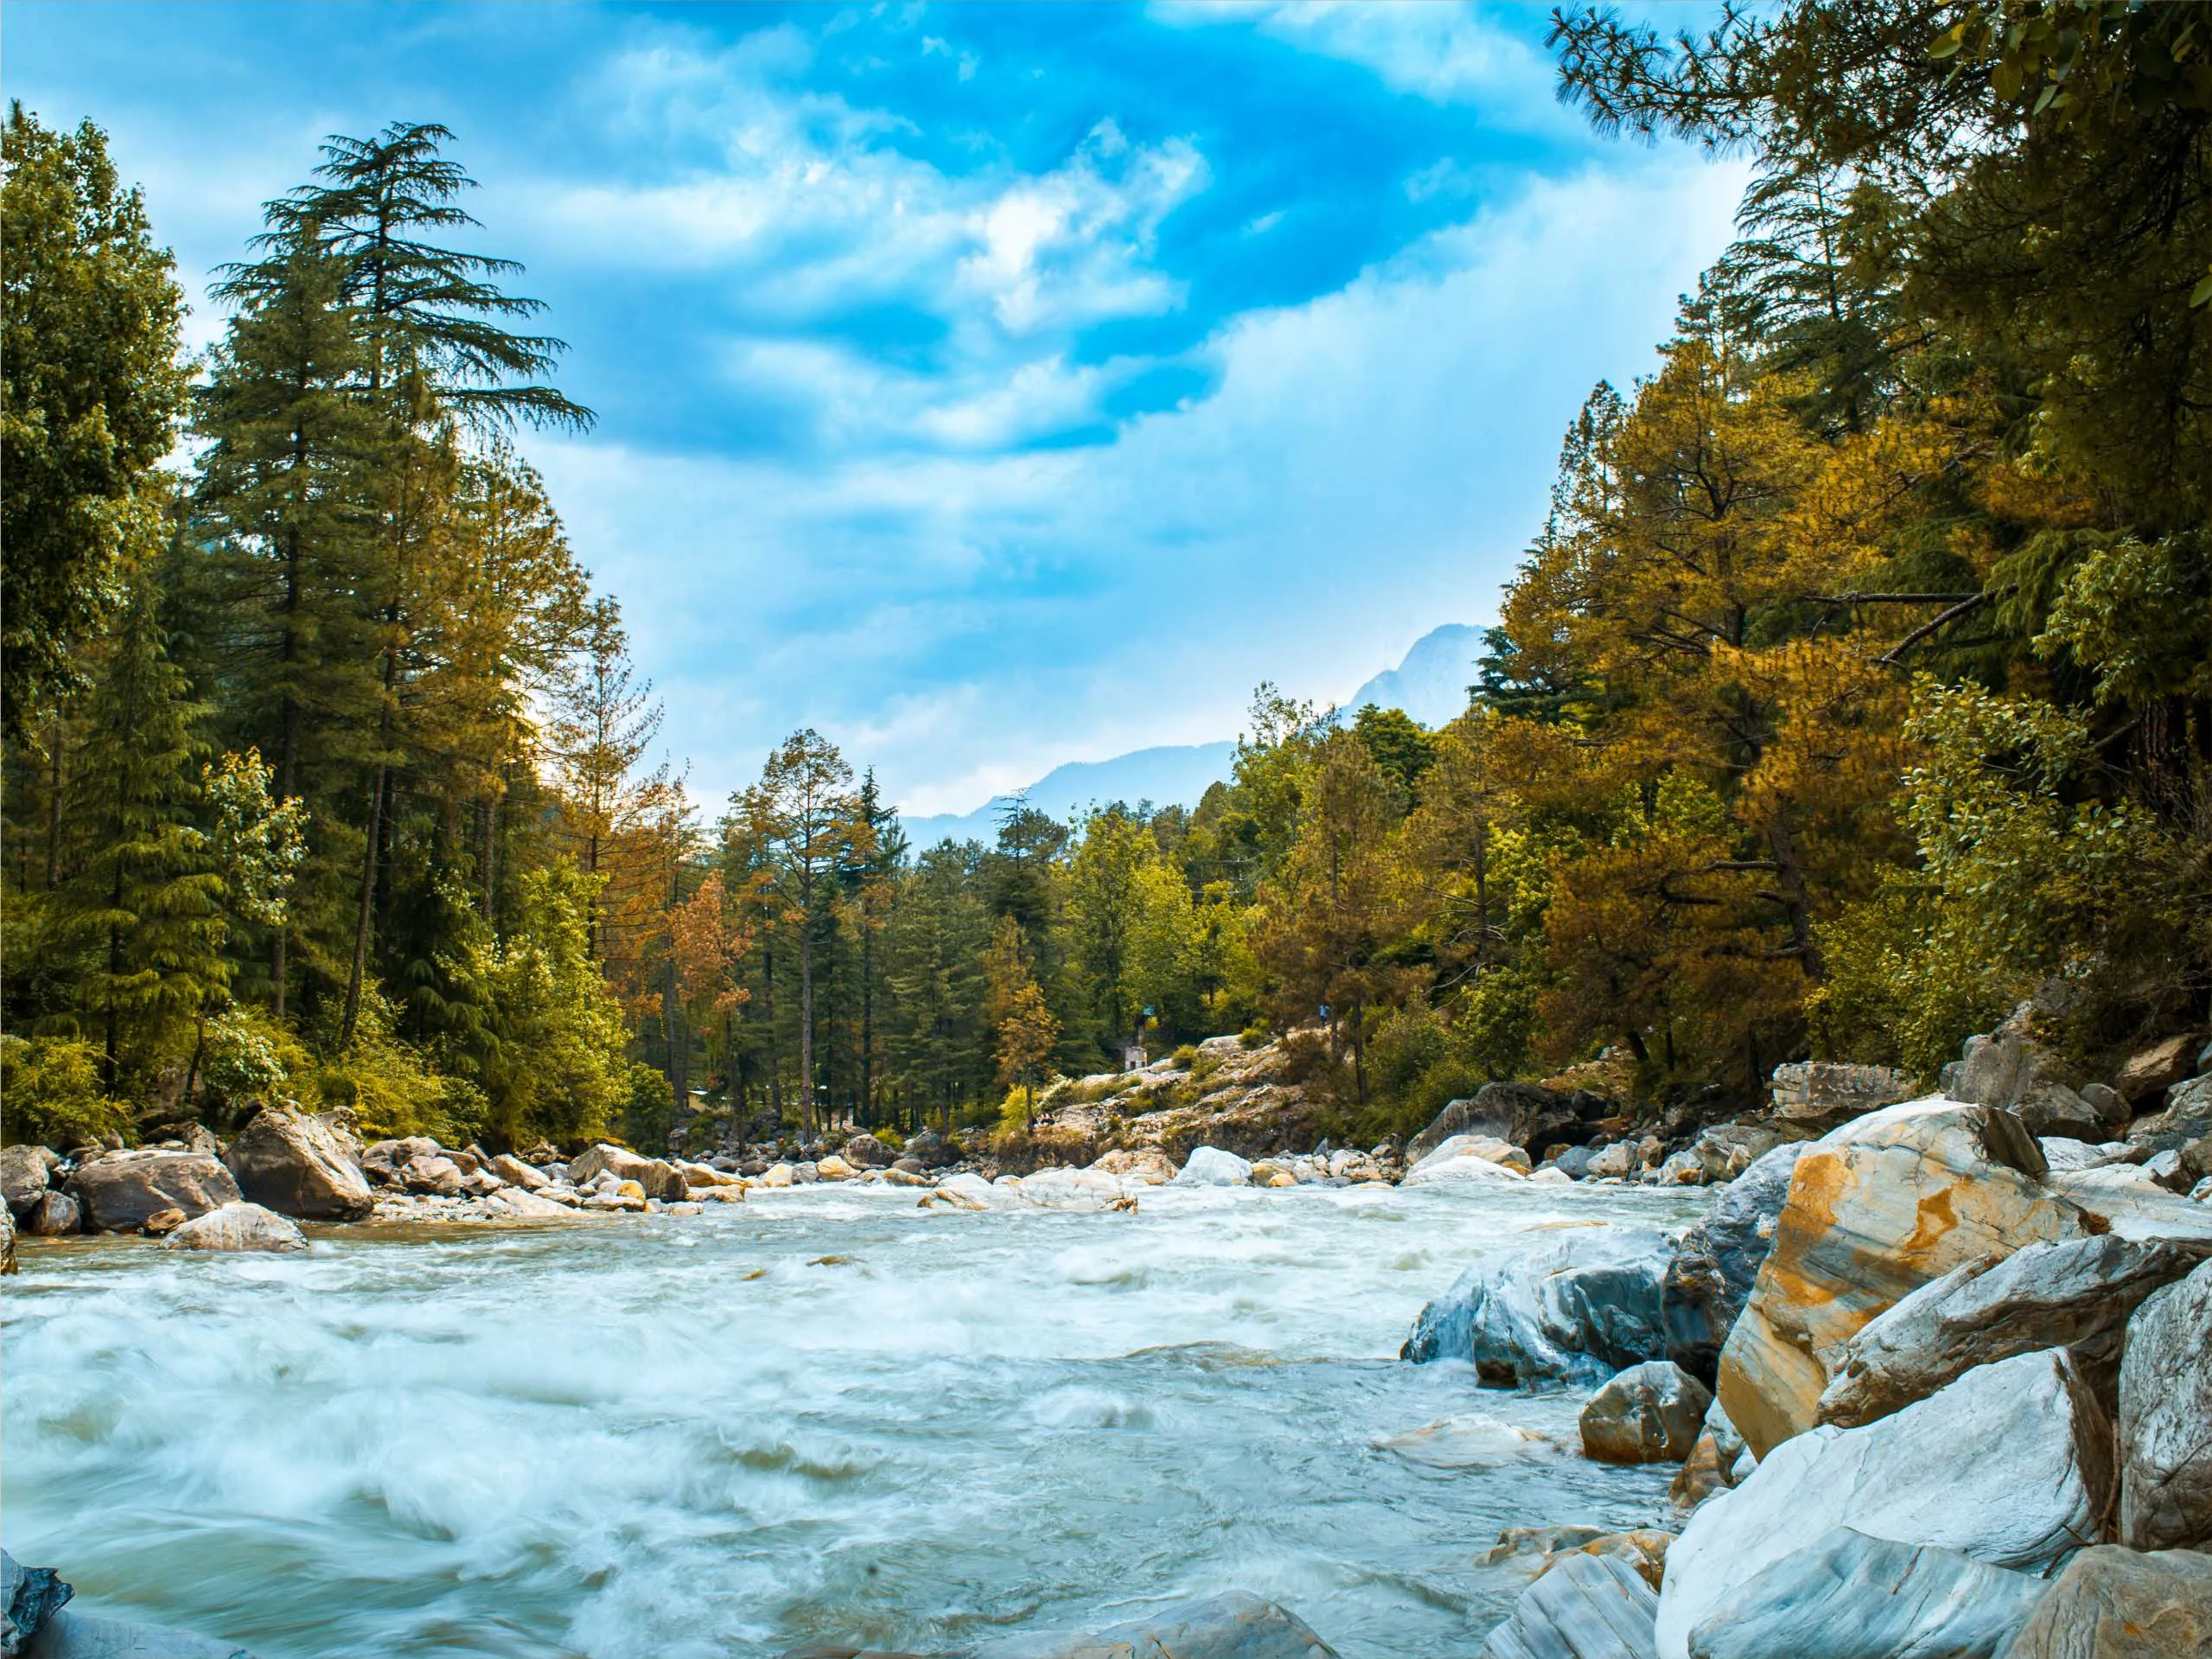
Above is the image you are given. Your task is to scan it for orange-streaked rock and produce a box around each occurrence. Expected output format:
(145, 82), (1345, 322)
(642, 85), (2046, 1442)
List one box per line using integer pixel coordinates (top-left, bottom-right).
(1715, 1097), (2089, 1458)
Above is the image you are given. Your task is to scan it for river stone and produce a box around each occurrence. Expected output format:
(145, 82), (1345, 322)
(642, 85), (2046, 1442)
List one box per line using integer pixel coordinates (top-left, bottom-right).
(2117, 1034), (2201, 1103)
(1580, 1362), (1712, 1464)
(1668, 1397), (1750, 1510)
(1484, 1526), (1612, 1566)
(1951, 1003), (2102, 1138)
(1585, 1144), (1639, 1180)
(490, 1187), (576, 1220)
(400, 1154), (465, 1196)
(221, 1104), (372, 1222)
(2042, 1166), (2212, 1247)
(19, 1191), (80, 1236)
(2130, 1073), (2212, 1153)
(839, 1133), (891, 1168)
(21, 1609), (258, 1658)
(1998, 1544), (2212, 1659)
(66, 1152), (241, 1234)
(1656, 1348), (2114, 1659)
(0, 1144), (55, 1215)
(566, 1143), (687, 1202)
(1661, 1144), (1812, 1381)
(2118, 1254), (2212, 1550)
(1480, 1552), (1658, 1659)
(1766, 1061), (1910, 1132)
(1819, 1235), (2203, 1428)
(1713, 1098), (2088, 1458)
(1683, 1528), (2047, 1659)
(1411, 1082), (1595, 1160)
(1018, 1166), (1126, 1210)
(163, 1201), (308, 1253)
(1538, 1533), (1674, 1594)
(490, 1153), (549, 1190)
(1174, 1145), (1253, 1186)
(1, 1204), (15, 1274)
(4, 1548), (73, 1655)
(1404, 1138), (1529, 1188)
(1403, 1226), (1673, 1387)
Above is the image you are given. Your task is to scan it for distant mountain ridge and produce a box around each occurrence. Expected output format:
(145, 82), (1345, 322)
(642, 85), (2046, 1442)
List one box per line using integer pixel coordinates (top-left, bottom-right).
(901, 622), (1482, 847)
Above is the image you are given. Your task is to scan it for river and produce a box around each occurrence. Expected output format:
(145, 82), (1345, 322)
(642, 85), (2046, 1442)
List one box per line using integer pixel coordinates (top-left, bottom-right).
(3, 1178), (1706, 1658)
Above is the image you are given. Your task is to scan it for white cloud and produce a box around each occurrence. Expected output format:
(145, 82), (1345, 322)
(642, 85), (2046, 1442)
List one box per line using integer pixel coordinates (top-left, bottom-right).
(535, 151), (1750, 815)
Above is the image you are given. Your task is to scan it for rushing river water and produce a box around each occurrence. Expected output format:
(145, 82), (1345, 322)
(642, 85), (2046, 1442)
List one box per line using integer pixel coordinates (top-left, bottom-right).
(3, 1179), (1707, 1659)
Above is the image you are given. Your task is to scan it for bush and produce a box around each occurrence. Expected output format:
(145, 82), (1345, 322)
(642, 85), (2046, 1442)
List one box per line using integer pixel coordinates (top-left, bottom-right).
(620, 1063), (674, 1152)
(1169, 1043), (1200, 1070)
(1, 1034), (131, 1148)
(1239, 1022), (1272, 1050)
(198, 1005), (314, 1114)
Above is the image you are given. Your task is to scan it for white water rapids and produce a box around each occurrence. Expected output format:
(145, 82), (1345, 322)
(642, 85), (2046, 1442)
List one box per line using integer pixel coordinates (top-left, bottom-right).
(3, 1179), (1706, 1658)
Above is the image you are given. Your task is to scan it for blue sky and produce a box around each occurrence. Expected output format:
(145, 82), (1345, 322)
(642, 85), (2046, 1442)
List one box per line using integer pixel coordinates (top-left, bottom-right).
(9, 2), (1743, 816)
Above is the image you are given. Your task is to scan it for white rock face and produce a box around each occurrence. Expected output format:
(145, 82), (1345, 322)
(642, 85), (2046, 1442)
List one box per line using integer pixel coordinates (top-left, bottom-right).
(488, 1187), (574, 1220)
(2119, 1255), (2212, 1551)
(1657, 1348), (2114, 1659)
(1173, 1145), (1253, 1187)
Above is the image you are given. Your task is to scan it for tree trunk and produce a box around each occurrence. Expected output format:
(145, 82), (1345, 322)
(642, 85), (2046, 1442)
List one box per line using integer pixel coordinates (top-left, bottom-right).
(799, 922), (816, 1137)
(341, 760), (386, 1049)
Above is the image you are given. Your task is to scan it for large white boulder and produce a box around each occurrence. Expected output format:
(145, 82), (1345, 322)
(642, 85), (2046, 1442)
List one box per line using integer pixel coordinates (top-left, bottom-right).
(163, 1202), (307, 1253)
(1173, 1145), (1253, 1186)
(1657, 1348), (2114, 1659)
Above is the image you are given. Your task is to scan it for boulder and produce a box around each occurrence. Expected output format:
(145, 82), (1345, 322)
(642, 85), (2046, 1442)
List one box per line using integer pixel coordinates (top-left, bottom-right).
(1585, 1144), (1639, 1180)
(1411, 1082), (1597, 1160)
(1656, 1349), (2114, 1659)
(1668, 1398), (1750, 1510)
(1173, 1145), (1253, 1187)
(814, 1154), (855, 1181)
(1683, 1528), (2046, 1659)
(1820, 1235), (2204, 1427)
(2042, 1166), (2212, 1247)
(973, 1591), (1336, 1659)
(1654, 1152), (1705, 1187)
(164, 1202), (308, 1253)
(1404, 1137), (1529, 1188)
(903, 1126), (958, 1169)
(140, 1209), (187, 1237)
(1661, 1144), (1813, 1381)
(1952, 1003), (2110, 1136)
(565, 1143), (687, 1203)
(2037, 1136), (2129, 1171)
(1995, 1544), (2212, 1659)
(762, 1162), (795, 1188)
(1404, 1226), (1674, 1387)
(21, 1608), (259, 1657)
(1017, 1167), (1128, 1211)
(400, 1154), (464, 1196)
(1765, 1061), (1910, 1132)
(2118, 1255), (2212, 1550)
(4, 1548), (73, 1654)
(1687, 1125), (1785, 1183)
(220, 1105), (372, 1222)
(1483, 1526), (1613, 1566)
(1579, 1362), (1712, 1464)
(490, 1188), (577, 1220)
(1713, 1098), (2088, 1457)
(1537, 1534), (1673, 1595)
(1480, 1552), (1659, 1659)
(2116, 1033), (2201, 1103)
(1, 1204), (15, 1274)
(1091, 1147), (1176, 1185)
(489, 1153), (550, 1190)
(1, 1144), (56, 1215)
(20, 1191), (80, 1236)
(65, 1152), (241, 1234)
(2130, 1073), (2212, 1154)
(838, 1133), (891, 1168)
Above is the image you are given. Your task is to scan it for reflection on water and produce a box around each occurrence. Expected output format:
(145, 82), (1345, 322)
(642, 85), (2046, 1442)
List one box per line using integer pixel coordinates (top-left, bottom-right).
(3, 1180), (1705, 1659)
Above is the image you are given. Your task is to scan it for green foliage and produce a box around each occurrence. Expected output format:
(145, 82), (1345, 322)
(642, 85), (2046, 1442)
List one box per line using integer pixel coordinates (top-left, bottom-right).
(0, 1033), (130, 1147)
(197, 1004), (313, 1112)
(0, 103), (188, 736)
(620, 1061), (674, 1152)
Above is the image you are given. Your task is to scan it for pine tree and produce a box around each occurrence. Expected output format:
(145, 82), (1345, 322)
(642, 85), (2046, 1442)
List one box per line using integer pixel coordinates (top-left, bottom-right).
(55, 552), (225, 1093)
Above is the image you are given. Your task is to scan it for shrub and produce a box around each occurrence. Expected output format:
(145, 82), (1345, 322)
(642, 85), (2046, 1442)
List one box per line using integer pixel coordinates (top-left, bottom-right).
(1, 1034), (132, 1148)
(619, 1063), (675, 1152)
(197, 1005), (314, 1114)
(1239, 1022), (1272, 1050)
(1169, 1043), (1200, 1070)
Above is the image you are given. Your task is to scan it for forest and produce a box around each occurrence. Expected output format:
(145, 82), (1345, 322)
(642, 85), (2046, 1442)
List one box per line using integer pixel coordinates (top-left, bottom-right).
(3, 0), (2208, 1158)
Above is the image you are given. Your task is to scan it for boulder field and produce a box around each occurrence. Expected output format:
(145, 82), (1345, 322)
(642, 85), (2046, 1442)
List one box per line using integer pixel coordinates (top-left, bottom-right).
(1409, 1011), (2212, 1659)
